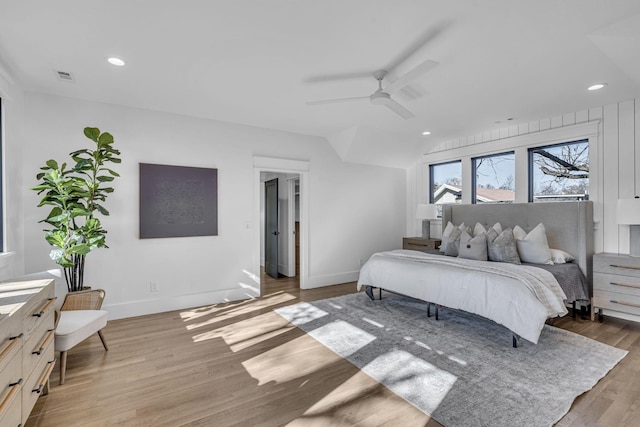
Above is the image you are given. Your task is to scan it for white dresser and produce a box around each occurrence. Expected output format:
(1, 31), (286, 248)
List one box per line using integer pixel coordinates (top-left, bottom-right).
(593, 253), (640, 322)
(0, 279), (56, 426)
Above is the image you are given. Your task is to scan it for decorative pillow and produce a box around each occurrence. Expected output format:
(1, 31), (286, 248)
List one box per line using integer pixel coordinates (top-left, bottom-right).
(458, 231), (488, 261)
(488, 228), (521, 264)
(474, 222), (502, 237)
(513, 223), (553, 265)
(441, 222), (468, 253)
(440, 222), (455, 253)
(550, 248), (575, 264)
(444, 227), (464, 257)
(486, 227), (499, 243)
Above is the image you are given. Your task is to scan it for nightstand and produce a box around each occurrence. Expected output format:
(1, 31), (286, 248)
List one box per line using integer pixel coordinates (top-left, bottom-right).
(402, 237), (441, 251)
(592, 252), (640, 322)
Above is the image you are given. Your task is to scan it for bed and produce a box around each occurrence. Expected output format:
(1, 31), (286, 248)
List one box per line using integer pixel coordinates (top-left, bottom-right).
(357, 201), (593, 345)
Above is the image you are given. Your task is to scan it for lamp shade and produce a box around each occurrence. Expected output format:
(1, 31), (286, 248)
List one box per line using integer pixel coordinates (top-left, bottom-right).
(416, 203), (437, 220)
(617, 198), (640, 224)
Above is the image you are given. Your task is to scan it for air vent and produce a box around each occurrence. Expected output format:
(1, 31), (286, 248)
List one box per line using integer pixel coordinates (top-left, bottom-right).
(56, 70), (74, 82)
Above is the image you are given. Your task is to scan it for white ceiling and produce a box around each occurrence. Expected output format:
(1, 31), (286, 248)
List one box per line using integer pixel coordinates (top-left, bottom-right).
(1, 0), (639, 168)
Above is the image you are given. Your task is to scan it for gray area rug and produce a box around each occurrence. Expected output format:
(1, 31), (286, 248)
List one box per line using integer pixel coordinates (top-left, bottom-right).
(275, 292), (628, 427)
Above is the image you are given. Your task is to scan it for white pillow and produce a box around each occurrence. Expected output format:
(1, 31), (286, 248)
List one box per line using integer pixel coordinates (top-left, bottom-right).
(514, 223), (553, 265)
(550, 248), (575, 264)
(440, 222), (466, 253)
(440, 221), (455, 253)
(474, 222), (502, 236)
(458, 231), (488, 261)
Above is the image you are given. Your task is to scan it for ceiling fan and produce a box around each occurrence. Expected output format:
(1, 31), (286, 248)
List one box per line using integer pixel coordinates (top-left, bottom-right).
(304, 24), (446, 120)
(306, 61), (438, 120)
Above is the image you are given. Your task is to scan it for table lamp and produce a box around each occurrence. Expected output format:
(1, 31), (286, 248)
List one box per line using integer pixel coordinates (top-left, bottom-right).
(416, 203), (437, 239)
(617, 197), (640, 256)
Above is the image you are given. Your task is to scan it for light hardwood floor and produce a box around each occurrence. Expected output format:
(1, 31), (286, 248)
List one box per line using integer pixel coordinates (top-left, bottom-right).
(27, 274), (640, 427)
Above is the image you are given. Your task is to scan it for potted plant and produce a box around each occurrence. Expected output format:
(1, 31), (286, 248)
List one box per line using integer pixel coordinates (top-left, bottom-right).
(32, 127), (121, 292)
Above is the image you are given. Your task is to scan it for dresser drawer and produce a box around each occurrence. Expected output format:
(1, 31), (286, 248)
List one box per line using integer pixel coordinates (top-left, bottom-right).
(23, 293), (56, 340)
(23, 310), (55, 378)
(22, 354), (55, 422)
(0, 350), (22, 408)
(594, 254), (640, 277)
(403, 238), (440, 251)
(593, 272), (640, 295)
(594, 289), (640, 317)
(0, 380), (21, 427)
(0, 317), (23, 373)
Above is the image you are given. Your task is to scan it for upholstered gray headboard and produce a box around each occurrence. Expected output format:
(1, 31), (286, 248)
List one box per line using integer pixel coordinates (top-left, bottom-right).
(442, 201), (593, 294)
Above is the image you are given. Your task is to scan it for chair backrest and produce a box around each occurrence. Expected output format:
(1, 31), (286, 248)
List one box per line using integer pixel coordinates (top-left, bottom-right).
(60, 289), (106, 311)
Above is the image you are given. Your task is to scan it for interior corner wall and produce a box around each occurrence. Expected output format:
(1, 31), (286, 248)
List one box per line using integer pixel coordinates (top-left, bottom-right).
(20, 92), (406, 319)
(0, 73), (25, 281)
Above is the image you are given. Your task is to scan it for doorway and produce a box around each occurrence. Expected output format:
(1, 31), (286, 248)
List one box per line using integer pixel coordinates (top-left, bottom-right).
(254, 156), (309, 294)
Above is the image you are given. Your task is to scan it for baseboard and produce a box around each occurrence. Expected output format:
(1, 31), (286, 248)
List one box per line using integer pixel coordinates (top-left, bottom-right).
(303, 270), (359, 289)
(103, 287), (258, 320)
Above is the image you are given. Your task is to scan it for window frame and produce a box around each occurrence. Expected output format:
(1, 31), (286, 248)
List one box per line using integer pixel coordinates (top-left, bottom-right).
(527, 139), (589, 203)
(429, 159), (462, 206)
(471, 151), (515, 204)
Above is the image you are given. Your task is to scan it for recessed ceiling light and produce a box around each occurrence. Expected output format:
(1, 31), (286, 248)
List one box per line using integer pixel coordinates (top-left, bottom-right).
(107, 57), (125, 66)
(422, 131), (431, 136)
(588, 83), (607, 91)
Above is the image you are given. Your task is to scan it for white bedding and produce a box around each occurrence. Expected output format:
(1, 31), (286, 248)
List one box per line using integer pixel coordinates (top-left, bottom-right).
(357, 250), (568, 344)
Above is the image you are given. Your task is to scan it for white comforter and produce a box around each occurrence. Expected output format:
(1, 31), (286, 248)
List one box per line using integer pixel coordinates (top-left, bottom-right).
(357, 250), (568, 344)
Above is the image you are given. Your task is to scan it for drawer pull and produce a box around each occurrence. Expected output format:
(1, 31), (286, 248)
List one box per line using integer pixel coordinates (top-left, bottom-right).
(0, 334), (23, 360)
(32, 360), (56, 394)
(0, 378), (22, 414)
(610, 300), (640, 308)
(32, 297), (56, 318)
(31, 329), (55, 356)
(609, 264), (640, 271)
(610, 282), (640, 290)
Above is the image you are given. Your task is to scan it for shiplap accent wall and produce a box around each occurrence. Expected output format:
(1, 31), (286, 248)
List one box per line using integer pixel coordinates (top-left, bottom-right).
(408, 97), (640, 256)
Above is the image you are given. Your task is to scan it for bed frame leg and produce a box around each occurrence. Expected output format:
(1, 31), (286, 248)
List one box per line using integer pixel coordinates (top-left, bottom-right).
(365, 286), (375, 300)
(435, 304), (439, 320)
(379, 288), (382, 300)
(572, 301), (576, 319)
(512, 334), (519, 348)
(427, 303), (431, 317)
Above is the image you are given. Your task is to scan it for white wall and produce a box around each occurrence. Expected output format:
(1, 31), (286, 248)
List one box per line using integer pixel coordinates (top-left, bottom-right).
(20, 93), (406, 319)
(0, 62), (25, 281)
(408, 98), (640, 257)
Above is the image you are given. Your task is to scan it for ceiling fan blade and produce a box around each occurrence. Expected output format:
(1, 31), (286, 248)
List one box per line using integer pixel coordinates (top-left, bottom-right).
(306, 96), (369, 106)
(384, 98), (415, 120)
(385, 59), (438, 94)
(384, 21), (449, 73)
(303, 71), (373, 84)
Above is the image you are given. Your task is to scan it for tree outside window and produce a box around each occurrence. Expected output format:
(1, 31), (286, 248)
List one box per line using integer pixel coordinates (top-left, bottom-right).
(529, 140), (589, 202)
(472, 152), (515, 204)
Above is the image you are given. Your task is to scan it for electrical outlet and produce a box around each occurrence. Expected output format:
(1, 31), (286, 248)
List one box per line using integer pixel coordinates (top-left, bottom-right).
(150, 281), (159, 292)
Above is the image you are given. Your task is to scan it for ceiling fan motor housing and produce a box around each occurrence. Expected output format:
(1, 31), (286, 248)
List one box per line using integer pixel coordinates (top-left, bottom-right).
(370, 91), (391, 105)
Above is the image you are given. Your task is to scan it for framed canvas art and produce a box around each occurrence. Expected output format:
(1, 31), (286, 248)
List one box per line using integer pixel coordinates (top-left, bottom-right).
(139, 163), (218, 238)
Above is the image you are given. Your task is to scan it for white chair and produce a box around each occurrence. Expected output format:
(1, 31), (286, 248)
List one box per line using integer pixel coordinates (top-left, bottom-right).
(54, 289), (109, 385)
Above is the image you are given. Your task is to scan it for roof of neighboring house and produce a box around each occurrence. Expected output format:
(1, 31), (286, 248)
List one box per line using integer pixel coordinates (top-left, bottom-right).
(433, 184), (515, 202)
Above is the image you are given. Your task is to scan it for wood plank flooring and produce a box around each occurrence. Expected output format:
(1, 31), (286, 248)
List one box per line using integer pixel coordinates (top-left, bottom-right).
(27, 275), (640, 426)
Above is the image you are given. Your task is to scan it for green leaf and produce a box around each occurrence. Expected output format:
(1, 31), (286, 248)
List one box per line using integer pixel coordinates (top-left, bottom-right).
(98, 132), (114, 145)
(69, 244), (91, 255)
(96, 204), (110, 216)
(84, 127), (100, 142)
(104, 168), (120, 177)
(96, 175), (114, 182)
(45, 159), (58, 169)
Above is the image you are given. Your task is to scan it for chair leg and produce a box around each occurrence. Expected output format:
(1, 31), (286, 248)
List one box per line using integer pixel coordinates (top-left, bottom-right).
(98, 330), (109, 351)
(59, 351), (67, 385)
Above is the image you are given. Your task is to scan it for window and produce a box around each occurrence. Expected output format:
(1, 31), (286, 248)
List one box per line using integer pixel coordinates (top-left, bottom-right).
(528, 139), (589, 202)
(472, 152), (515, 204)
(429, 160), (462, 216)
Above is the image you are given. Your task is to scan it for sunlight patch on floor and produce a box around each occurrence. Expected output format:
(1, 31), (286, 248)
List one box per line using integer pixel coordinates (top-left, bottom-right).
(181, 292), (296, 326)
(286, 370), (429, 426)
(242, 335), (342, 385)
(308, 320), (376, 358)
(275, 302), (328, 325)
(362, 349), (457, 414)
(191, 311), (295, 352)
